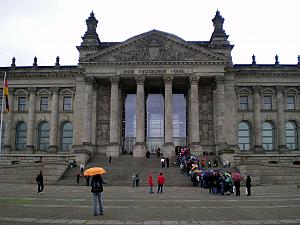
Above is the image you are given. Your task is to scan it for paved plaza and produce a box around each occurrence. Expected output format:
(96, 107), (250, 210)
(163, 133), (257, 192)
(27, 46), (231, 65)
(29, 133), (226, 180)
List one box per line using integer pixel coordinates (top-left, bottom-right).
(0, 183), (299, 225)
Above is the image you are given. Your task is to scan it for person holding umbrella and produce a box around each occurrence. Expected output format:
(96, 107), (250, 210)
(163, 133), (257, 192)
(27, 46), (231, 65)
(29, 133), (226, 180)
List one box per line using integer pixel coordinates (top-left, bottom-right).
(84, 167), (106, 216)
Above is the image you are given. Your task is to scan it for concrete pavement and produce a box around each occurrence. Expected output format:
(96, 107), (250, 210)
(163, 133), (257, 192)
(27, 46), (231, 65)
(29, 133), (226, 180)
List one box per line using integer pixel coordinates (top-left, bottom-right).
(0, 183), (299, 225)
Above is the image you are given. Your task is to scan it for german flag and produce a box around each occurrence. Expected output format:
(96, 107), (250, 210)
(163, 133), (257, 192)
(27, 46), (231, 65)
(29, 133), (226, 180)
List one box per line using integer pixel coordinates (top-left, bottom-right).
(3, 75), (9, 112)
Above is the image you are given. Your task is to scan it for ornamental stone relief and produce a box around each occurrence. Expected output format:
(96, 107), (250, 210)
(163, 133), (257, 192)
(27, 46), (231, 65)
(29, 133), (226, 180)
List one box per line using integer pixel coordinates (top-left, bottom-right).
(199, 85), (214, 145)
(97, 83), (110, 145)
(89, 34), (220, 62)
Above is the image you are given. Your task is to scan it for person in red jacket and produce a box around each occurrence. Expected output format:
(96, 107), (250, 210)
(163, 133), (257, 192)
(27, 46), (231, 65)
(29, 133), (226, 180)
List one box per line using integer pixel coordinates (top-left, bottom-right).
(148, 174), (154, 194)
(157, 173), (165, 194)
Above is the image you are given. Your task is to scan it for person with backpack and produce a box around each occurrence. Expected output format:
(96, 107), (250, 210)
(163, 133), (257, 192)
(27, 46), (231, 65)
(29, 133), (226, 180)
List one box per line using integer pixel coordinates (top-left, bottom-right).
(91, 174), (105, 216)
(36, 170), (44, 194)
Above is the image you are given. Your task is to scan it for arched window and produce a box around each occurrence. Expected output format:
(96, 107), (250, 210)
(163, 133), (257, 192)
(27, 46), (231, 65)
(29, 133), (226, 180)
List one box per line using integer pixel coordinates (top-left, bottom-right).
(238, 122), (251, 150)
(38, 122), (49, 151)
(61, 122), (73, 151)
(285, 122), (298, 150)
(262, 122), (275, 150)
(0, 122), (5, 149)
(16, 122), (27, 150)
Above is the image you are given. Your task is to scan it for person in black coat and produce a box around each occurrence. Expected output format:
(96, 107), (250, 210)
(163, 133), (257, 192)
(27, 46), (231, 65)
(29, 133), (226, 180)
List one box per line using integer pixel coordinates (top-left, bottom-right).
(246, 175), (252, 196)
(36, 170), (44, 194)
(91, 174), (105, 216)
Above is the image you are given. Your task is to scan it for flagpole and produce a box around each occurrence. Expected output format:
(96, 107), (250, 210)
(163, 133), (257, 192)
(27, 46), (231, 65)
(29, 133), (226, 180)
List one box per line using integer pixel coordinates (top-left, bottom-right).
(0, 71), (6, 161)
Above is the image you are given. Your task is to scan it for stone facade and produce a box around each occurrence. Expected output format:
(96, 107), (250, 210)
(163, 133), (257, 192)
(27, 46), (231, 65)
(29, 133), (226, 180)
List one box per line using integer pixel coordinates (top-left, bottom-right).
(0, 11), (299, 163)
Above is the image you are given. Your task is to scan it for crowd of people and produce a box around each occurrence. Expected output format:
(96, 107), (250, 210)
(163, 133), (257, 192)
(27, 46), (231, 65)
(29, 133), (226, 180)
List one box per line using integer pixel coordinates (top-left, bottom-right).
(175, 146), (251, 197)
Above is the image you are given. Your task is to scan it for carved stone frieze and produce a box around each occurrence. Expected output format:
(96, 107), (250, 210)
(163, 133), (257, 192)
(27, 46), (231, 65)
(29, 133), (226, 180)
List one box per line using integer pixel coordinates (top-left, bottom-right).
(96, 83), (110, 145)
(198, 85), (214, 145)
(84, 31), (227, 63)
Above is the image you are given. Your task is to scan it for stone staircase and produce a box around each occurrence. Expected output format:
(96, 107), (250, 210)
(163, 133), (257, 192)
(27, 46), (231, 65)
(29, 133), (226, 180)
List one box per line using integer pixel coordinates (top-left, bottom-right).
(238, 163), (300, 186)
(58, 154), (192, 186)
(0, 162), (69, 184)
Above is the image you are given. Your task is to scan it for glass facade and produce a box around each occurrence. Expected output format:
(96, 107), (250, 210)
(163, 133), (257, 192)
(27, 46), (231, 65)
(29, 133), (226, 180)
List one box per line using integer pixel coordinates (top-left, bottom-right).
(146, 94), (164, 153)
(239, 96), (248, 109)
(263, 96), (272, 110)
(262, 122), (274, 150)
(18, 97), (26, 111)
(15, 121), (27, 150)
(122, 93), (187, 154)
(38, 122), (50, 150)
(63, 97), (72, 111)
(40, 97), (49, 111)
(285, 121), (297, 150)
(287, 96), (295, 110)
(124, 94), (136, 154)
(61, 122), (73, 151)
(238, 122), (251, 150)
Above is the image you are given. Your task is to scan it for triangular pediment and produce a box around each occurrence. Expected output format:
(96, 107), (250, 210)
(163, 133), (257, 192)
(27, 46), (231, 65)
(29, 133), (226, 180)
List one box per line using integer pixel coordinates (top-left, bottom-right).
(37, 89), (51, 95)
(261, 87), (275, 94)
(81, 30), (228, 63)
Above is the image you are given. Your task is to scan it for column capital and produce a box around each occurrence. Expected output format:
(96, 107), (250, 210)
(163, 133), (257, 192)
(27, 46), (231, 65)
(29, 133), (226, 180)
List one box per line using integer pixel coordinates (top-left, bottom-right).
(189, 75), (199, 85)
(109, 75), (120, 84)
(252, 85), (261, 94)
(84, 76), (95, 85)
(135, 75), (145, 85)
(275, 85), (285, 93)
(215, 76), (225, 85)
(51, 87), (59, 94)
(28, 87), (36, 94)
(163, 75), (174, 84)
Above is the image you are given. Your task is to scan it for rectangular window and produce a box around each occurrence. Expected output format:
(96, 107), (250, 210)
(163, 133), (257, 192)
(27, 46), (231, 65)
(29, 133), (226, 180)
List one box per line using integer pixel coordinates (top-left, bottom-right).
(287, 96), (295, 110)
(239, 96), (248, 109)
(18, 97), (26, 111)
(63, 96), (72, 111)
(40, 97), (49, 111)
(263, 96), (272, 110)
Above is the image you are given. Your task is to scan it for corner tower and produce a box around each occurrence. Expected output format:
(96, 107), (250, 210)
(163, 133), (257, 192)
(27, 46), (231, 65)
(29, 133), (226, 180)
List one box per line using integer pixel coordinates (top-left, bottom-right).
(77, 11), (101, 60)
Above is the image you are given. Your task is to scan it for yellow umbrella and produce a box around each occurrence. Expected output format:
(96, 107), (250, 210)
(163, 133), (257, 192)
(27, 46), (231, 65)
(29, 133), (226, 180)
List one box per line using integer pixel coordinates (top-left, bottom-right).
(84, 167), (106, 176)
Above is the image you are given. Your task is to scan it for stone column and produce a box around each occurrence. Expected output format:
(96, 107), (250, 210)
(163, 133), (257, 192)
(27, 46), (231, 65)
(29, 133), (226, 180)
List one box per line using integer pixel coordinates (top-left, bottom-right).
(83, 77), (94, 146)
(276, 86), (287, 151)
(215, 77), (226, 151)
(26, 87), (36, 152)
(133, 75), (146, 157)
(253, 86), (263, 152)
(107, 76), (120, 157)
(3, 88), (14, 153)
(189, 75), (201, 155)
(163, 75), (174, 158)
(224, 75), (238, 151)
(49, 87), (59, 152)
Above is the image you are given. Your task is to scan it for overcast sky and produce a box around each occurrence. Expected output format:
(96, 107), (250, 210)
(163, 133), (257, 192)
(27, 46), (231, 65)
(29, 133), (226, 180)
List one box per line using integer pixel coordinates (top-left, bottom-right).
(0, 0), (299, 67)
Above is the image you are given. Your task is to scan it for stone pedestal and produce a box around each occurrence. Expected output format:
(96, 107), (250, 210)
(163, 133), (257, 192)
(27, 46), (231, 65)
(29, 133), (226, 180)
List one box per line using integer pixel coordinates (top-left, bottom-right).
(278, 145), (289, 153)
(106, 144), (120, 157)
(254, 145), (265, 153)
(48, 145), (58, 153)
(190, 143), (202, 156)
(72, 144), (93, 163)
(133, 143), (146, 157)
(163, 143), (174, 158)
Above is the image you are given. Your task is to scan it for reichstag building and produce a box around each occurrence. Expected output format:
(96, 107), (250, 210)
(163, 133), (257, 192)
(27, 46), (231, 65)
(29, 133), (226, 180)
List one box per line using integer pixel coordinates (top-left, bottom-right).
(1, 11), (299, 164)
